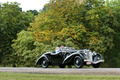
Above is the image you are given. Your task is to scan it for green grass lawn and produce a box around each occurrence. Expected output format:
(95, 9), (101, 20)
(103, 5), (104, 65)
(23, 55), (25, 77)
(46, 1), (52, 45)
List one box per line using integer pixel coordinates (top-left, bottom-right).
(0, 72), (120, 80)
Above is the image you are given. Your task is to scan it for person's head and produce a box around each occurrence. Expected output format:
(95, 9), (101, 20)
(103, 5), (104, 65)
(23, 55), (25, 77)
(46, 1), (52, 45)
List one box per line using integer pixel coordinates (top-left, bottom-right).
(61, 45), (64, 47)
(55, 47), (59, 50)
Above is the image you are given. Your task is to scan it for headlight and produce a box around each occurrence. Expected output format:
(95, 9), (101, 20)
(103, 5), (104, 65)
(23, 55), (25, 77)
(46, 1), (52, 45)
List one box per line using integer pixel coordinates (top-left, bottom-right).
(93, 51), (97, 55)
(98, 57), (100, 60)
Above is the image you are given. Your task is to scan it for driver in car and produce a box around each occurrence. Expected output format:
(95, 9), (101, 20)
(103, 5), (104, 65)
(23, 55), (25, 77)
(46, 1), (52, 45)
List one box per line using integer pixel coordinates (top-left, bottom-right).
(55, 47), (60, 53)
(55, 45), (64, 53)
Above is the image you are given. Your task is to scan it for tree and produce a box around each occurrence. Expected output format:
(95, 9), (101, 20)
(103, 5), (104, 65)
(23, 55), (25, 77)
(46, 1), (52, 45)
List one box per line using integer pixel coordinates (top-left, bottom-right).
(29, 0), (117, 53)
(11, 30), (35, 66)
(0, 2), (34, 64)
(103, 0), (120, 67)
(27, 10), (39, 16)
(42, 3), (51, 11)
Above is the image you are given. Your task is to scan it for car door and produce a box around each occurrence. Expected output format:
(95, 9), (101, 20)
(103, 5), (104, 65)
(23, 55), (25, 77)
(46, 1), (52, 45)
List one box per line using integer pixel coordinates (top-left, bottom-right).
(50, 52), (63, 65)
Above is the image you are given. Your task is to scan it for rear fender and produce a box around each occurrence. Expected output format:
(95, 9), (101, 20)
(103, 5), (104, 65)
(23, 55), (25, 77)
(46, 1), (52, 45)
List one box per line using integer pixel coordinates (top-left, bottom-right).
(62, 51), (84, 64)
(35, 54), (49, 65)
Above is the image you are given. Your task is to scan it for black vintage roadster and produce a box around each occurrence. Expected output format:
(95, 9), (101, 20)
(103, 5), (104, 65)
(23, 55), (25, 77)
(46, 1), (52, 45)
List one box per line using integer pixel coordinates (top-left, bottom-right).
(35, 47), (104, 68)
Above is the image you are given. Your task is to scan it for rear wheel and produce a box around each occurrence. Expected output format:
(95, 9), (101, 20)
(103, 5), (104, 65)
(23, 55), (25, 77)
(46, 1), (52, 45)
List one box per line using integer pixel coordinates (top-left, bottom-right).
(92, 63), (101, 68)
(73, 56), (83, 68)
(41, 58), (49, 68)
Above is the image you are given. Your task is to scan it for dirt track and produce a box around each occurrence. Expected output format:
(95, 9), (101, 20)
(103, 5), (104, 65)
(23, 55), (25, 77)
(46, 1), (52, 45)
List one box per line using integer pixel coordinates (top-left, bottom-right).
(0, 67), (120, 75)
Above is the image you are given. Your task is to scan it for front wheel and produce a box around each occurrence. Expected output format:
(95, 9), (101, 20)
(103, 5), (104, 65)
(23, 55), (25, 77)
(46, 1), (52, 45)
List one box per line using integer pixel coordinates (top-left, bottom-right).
(41, 58), (49, 68)
(73, 56), (83, 68)
(92, 63), (101, 68)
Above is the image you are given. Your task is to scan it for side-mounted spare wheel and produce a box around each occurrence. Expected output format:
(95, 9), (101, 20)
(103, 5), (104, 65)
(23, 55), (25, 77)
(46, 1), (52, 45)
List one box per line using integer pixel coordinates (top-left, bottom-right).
(73, 56), (83, 68)
(41, 58), (49, 68)
(64, 53), (70, 58)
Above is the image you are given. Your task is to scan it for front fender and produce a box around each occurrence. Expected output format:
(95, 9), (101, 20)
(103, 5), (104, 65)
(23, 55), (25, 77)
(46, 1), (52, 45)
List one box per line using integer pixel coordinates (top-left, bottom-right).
(35, 54), (49, 65)
(92, 53), (104, 64)
(94, 53), (104, 61)
(62, 51), (84, 64)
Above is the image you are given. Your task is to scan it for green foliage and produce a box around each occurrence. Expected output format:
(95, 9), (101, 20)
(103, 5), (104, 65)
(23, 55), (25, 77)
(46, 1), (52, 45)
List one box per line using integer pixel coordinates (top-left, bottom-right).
(27, 10), (39, 16)
(12, 30), (35, 52)
(85, 6), (116, 52)
(29, 0), (117, 53)
(8, 30), (35, 66)
(0, 2), (34, 65)
(103, 0), (120, 67)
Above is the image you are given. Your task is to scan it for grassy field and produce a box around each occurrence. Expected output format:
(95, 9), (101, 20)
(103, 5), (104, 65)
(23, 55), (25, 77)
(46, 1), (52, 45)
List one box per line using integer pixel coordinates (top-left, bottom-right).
(0, 72), (120, 80)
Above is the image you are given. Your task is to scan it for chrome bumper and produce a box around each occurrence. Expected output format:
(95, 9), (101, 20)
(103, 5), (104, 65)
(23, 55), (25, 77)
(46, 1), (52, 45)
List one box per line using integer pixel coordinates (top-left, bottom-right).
(84, 60), (104, 64)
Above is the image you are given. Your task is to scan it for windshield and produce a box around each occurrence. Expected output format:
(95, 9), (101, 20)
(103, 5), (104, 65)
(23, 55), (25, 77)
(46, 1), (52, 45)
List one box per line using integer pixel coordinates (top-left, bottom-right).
(84, 49), (91, 53)
(62, 47), (75, 51)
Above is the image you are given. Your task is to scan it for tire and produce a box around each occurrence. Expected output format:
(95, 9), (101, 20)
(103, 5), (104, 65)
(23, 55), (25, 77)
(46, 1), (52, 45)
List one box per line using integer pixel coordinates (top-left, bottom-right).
(92, 63), (101, 68)
(73, 56), (83, 68)
(41, 58), (49, 68)
(59, 64), (66, 68)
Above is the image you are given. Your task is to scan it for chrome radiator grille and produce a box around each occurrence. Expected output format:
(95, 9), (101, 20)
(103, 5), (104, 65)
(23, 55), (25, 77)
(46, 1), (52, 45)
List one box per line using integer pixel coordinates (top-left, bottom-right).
(85, 50), (92, 61)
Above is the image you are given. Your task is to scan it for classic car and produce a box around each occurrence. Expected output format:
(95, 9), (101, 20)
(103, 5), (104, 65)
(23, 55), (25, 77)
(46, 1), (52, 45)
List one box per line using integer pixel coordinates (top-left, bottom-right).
(35, 47), (104, 68)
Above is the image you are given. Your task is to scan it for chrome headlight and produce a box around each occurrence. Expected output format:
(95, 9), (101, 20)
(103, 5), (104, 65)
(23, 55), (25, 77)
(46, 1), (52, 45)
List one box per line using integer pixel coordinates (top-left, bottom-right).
(92, 51), (97, 55)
